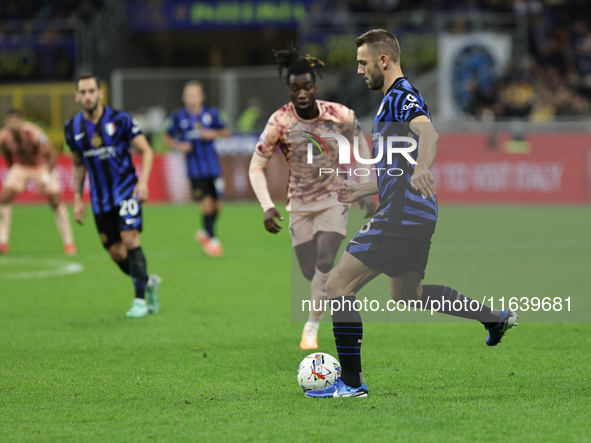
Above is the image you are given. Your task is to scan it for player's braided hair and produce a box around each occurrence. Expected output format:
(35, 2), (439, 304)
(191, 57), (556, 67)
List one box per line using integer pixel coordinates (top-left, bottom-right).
(273, 44), (325, 85)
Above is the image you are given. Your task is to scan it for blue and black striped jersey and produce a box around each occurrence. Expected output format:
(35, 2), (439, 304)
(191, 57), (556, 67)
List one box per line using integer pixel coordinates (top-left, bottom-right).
(65, 106), (142, 215)
(372, 77), (438, 226)
(165, 106), (225, 179)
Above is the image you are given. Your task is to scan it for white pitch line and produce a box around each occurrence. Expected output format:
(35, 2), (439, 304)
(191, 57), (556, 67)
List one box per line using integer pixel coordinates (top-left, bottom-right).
(0, 258), (84, 280)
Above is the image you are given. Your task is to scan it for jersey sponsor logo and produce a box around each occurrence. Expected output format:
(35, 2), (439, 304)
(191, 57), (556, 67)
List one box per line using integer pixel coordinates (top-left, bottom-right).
(125, 218), (137, 225)
(180, 119), (190, 129)
(83, 146), (116, 160)
(74, 132), (85, 141)
(403, 102), (422, 111)
(403, 94), (422, 111)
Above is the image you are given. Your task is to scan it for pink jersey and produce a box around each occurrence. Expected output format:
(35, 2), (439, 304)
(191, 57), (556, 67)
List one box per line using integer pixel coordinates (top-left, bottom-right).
(0, 122), (50, 167)
(255, 100), (357, 211)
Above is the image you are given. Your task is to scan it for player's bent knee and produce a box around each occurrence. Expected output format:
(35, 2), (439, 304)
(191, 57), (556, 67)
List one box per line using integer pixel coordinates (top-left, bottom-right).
(0, 190), (17, 204)
(315, 258), (334, 274)
(301, 266), (315, 281)
(47, 195), (61, 210)
(120, 230), (140, 250)
(108, 246), (127, 262)
(326, 275), (347, 299)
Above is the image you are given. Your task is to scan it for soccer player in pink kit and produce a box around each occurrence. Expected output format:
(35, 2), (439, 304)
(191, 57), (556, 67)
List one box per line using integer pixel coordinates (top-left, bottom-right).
(0, 109), (76, 255)
(249, 46), (376, 349)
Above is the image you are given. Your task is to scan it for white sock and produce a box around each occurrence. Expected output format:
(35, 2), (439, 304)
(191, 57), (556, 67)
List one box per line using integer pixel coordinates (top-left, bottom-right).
(305, 319), (320, 328)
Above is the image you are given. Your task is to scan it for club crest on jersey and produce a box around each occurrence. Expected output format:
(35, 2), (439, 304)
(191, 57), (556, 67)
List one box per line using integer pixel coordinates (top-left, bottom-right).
(91, 133), (103, 147)
(105, 122), (116, 136)
(202, 113), (212, 126)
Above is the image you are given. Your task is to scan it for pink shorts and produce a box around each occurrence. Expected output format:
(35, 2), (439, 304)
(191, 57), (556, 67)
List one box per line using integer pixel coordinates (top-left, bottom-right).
(289, 204), (349, 247)
(4, 164), (61, 194)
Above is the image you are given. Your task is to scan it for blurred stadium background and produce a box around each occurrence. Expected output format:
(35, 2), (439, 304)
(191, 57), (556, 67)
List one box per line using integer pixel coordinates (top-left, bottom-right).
(1, 0), (590, 205)
(2, 3), (590, 440)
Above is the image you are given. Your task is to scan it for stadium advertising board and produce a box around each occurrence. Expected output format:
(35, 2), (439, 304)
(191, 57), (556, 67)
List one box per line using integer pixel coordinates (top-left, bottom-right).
(0, 40), (76, 81)
(127, 0), (312, 32)
(1, 133), (589, 203)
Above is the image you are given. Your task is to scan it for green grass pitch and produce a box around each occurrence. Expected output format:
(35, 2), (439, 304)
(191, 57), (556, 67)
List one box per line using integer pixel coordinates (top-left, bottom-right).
(1, 203), (590, 442)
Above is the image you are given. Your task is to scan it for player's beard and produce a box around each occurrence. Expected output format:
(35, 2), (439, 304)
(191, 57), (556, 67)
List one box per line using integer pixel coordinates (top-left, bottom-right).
(84, 98), (100, 114)
(368, 64), (385, 90)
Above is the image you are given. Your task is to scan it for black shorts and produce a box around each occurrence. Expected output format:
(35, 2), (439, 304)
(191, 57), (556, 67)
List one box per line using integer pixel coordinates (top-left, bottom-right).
(190, 177), (223, 201)
(93, 197), (143, 249)
(346, 218), (435, 279)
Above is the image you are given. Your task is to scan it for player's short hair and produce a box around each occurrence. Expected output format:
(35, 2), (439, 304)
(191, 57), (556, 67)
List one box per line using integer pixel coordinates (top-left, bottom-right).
(184, 80), (204, 91)
(356, 29), (401, 64)
(273, 44), (324, 85)
(76, 72), (101, 90)
(6, 108), (23, 119)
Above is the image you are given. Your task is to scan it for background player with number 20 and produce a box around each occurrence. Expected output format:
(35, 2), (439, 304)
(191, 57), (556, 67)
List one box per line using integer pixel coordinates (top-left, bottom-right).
(65, 73), (161, 319)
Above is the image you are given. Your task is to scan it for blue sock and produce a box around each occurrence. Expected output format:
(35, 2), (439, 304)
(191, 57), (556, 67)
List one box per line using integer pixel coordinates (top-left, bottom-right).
(420, 285), (500, 324)
(128, 246), (148, 299)
(204, 212), (216, 238)
(331, 295), (363, 388)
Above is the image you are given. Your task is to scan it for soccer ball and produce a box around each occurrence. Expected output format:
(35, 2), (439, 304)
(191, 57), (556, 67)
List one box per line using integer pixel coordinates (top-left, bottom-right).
(297, 352), (341, 392)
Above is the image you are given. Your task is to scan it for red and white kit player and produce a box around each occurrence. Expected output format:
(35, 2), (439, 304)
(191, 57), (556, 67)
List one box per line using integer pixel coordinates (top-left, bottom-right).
(249, 46), (375, 350)
(0, 109), (76, 255)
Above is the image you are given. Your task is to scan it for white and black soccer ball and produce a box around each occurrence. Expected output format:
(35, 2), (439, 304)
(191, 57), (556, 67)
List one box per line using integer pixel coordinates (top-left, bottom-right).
(297, 352), (342, 392)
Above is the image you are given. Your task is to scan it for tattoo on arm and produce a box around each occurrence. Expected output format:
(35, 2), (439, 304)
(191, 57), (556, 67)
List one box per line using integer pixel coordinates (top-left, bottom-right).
(72, 151), (86, 195)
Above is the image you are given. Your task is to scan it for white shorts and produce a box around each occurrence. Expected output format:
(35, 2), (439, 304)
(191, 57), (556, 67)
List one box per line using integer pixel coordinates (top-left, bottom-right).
(4, 164), (60, 194)
(289, 204), (349, 247)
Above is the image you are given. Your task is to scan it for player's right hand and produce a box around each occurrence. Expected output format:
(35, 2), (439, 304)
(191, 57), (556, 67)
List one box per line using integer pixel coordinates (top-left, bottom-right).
(336, 180), (363, 203)
(73, 199), (86, 226)
(175, 141), (192, 153)
(264, 207), (283, 234)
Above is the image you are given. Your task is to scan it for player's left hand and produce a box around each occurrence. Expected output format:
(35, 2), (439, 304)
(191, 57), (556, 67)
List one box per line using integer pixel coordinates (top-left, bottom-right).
(358, 196), (376, 218)
(410, 165), (436, 199)
(133, 182), (149, 203)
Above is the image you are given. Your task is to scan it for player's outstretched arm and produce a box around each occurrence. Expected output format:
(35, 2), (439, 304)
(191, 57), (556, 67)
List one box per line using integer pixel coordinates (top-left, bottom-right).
(72, 150), (87, 225)
(131, 134), (153, 203)
(248, 151), (283, 234)
(0, 130), (15, 167)
(408, 115), (438, 198)
(162, 133), (192, 154)
(200, 127), (231, 141)
(336, 180), (379, 204)
(37, 131), (56, 187)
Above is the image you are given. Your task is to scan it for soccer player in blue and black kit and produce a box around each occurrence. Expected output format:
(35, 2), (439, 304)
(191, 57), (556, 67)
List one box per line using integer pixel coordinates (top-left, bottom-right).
(306, 30), (518, 398)
(163, 81), (230, 257)
(65, 73), (161, 318)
